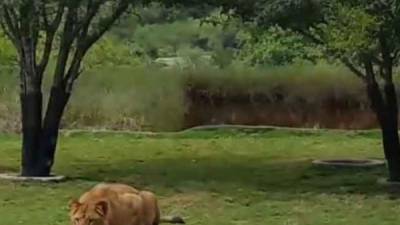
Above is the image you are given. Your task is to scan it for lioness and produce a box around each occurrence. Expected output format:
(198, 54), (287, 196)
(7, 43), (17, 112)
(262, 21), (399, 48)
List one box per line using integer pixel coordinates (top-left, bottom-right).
(69, 183), (185, 225)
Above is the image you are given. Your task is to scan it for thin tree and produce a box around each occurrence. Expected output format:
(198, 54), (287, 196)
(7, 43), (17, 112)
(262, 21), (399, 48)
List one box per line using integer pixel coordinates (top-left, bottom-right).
(0, 0), (131, 177)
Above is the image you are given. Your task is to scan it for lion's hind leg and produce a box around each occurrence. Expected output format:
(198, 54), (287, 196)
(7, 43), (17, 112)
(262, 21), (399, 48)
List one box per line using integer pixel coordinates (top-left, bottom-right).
(139, 191), (160, 225)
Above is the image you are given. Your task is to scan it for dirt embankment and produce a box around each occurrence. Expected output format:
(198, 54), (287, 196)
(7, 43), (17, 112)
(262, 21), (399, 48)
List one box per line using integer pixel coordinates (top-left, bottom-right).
(184, 89), (378, 130)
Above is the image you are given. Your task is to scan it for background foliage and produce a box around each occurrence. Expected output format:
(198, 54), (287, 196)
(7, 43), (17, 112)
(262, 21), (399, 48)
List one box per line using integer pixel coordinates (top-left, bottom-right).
(0, 2), (391, 132)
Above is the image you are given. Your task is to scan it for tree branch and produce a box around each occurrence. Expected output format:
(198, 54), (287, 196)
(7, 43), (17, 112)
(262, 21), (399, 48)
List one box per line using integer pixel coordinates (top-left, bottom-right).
(378, 30), (393, 82)
(0, 20), (17, 47)
(363, 57), (376, 83)
(52, 4), (78, 87)
(77, 0), (102, 41)
(82, 0), (130, 51)
(16, 1), (42, 87)
(341, 58), (367, 81)
(63, 0), (130, 91)
(37, 2), (65, 76)
(1, 6), (22, 49)
(296, 29), (324, 45)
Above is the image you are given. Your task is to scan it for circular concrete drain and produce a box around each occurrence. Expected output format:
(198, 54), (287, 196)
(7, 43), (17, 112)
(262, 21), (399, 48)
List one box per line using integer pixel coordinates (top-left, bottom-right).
(0, 173), (66, 182)
(312, 159), (385, 168)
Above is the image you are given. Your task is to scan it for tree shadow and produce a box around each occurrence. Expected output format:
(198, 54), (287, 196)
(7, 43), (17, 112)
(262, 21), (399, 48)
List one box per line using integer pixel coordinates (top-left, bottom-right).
(0, 165), (18, 173)
(63, 155), (395, 200)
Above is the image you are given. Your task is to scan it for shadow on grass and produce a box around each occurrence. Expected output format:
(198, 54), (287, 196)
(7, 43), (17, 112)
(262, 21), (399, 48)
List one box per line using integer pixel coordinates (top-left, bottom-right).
(63, 156), (391, 199)
(0, 165), (17, 173)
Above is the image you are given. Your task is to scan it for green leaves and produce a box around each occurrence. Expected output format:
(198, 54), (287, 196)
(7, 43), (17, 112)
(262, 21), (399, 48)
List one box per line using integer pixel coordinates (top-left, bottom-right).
(84, 36), (141, 69)
(239, 26), (323, 66)
(0, 31), (16, 66)
(209, 0), (400, 78)
(254, 0), (325, 30)
(318, 5), (379, 56)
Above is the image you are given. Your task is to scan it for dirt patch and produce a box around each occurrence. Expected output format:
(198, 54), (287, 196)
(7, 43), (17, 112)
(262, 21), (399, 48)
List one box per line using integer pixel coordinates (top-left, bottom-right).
(160, 192), (210, 209)
(0, 165), (17, 174)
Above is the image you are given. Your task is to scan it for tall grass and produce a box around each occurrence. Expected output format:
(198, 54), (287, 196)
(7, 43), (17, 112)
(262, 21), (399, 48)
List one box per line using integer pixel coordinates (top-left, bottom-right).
(0, 64), (382, 132)
(0, 67), (19, 132)
(64, 66), (185, 131)
(0, 66), (186, 132)
(185, 63), (367, 106)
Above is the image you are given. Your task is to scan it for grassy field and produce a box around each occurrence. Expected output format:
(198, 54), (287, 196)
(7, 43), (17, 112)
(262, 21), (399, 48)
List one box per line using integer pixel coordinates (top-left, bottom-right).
(0, 129), (399, 225)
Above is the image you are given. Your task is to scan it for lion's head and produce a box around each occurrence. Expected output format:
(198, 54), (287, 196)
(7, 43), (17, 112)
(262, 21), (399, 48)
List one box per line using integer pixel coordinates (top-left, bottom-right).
(69, 199), (108, 225)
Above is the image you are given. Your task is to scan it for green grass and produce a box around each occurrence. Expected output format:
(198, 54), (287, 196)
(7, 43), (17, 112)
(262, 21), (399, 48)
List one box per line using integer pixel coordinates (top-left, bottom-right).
(1, 129), (399, 225)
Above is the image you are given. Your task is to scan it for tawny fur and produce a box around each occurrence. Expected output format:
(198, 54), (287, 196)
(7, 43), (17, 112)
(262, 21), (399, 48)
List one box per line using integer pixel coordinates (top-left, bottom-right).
(69, 183), (184, 225)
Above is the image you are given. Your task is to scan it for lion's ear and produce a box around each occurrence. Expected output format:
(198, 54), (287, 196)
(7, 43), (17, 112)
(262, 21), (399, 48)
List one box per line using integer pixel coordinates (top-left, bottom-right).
(95, 200), (108, 217)
(69, 199), (81, 212)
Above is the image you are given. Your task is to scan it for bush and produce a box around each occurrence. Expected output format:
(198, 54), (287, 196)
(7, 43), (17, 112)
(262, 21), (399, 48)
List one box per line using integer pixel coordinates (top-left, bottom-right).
(238, 26), (324, 66)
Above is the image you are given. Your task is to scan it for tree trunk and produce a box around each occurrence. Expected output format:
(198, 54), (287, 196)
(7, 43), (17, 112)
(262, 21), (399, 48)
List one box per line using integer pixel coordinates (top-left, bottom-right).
(20, 90), (43, 176)
(20, 86), (70, 177)
(367, 81), (400, 181)
(380, 115), (400, 181)
(38, 86), (71, 176)
(381, 82), (400, 181)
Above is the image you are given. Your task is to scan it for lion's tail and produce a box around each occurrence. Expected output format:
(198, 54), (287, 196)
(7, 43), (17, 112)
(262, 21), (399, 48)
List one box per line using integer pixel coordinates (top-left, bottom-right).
(160, 216), (185, 224)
